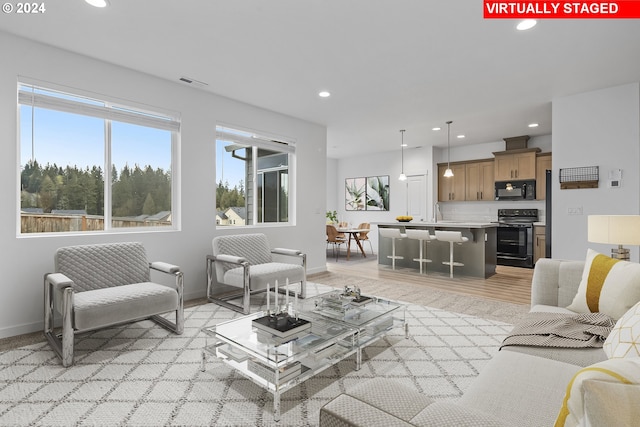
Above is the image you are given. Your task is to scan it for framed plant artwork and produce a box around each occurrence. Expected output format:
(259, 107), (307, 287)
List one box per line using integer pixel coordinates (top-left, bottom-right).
(366, 175), (390, 211)
(345, 175), (390, 211)
(345, 177), (366, 211)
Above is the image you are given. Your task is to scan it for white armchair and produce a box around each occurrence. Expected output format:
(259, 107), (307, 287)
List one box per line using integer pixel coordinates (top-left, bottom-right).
(206, 233), (306, 314)
(44, 242), (184, 367)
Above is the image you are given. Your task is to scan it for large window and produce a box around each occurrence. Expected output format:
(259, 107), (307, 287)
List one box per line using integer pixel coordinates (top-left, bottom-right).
(18, 82), (180, 234)
(216, 125), (294, 226)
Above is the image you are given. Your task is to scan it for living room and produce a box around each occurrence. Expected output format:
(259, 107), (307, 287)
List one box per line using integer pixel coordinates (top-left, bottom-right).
(1, 2), (640, 425)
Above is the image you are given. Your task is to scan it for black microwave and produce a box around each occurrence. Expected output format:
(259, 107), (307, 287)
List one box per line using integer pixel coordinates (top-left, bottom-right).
(495, 180), (535, 200)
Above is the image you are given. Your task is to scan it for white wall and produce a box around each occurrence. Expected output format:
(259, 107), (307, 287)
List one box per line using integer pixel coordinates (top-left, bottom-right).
(0, 32), (327, 338)
(552, 83), (640, 261)
(326, 158), (339, 214)
(433, 134), (553, 164)
(326, 146), (433, 251)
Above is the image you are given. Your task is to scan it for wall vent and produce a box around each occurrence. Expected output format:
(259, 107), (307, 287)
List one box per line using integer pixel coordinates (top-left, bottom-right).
(178, 76), (209, 87)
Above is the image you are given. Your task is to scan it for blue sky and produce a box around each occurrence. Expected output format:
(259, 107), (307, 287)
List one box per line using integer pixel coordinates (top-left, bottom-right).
(20, 106), (172, 173)
(216, 141), (246, 190)
(20, 105), (247, 191)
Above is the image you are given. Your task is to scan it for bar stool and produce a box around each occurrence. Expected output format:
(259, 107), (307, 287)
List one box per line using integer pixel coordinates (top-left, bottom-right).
(405, 229), (435, 274)
(434, 230), (469, 278)
(379, 228), (406, 270)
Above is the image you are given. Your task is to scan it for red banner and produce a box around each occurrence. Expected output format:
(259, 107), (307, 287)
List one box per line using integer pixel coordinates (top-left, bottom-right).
(484, 1), (640, 18)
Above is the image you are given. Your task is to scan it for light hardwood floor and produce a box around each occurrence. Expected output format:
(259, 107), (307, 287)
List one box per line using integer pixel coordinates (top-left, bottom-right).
(315, 255), (533, 305)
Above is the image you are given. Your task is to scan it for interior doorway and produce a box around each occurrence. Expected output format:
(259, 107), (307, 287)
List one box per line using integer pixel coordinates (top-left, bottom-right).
(406, 174), (428, 221)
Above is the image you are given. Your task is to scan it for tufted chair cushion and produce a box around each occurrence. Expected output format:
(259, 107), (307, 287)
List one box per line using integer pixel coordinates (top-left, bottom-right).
(55, 242), (150, 292)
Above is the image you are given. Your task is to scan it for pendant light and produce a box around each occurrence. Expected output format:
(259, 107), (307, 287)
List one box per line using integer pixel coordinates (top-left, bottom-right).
(443, 121), (454, 178)
(398, 129), (407, 181)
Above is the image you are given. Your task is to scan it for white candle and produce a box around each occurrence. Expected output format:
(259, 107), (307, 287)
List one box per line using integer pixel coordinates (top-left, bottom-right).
(266, 282), (270, 314)
(285, 278), (290, 311)
(275, 279), (279, 313)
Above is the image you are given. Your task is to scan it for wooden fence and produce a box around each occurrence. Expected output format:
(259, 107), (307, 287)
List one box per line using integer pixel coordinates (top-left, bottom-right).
(21, 213), (171, 233)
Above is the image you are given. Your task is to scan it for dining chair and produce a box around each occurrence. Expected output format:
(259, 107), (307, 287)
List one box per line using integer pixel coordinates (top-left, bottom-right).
(336, 221), (348, 239)
(357, 222), (374, 255)
(326, 224), (347, 261)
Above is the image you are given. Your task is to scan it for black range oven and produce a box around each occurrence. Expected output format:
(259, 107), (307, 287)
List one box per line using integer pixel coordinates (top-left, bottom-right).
(496, 208), (538, 268)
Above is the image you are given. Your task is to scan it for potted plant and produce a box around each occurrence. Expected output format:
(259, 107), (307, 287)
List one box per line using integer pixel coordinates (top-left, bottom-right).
(326, 210), (338, 224)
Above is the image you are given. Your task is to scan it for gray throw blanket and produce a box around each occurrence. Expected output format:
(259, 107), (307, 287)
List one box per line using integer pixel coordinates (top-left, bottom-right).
(500, 312), (615, 350)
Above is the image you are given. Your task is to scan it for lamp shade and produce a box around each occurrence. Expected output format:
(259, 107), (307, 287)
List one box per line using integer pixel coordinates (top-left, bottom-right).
(588, 215), (640, 245)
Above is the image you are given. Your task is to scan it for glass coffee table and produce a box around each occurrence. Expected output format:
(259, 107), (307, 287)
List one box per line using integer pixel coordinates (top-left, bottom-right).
(201, 290), (407, 421)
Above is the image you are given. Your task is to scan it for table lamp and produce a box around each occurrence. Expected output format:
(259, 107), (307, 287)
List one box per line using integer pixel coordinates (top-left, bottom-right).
(587, 215), (640, 261)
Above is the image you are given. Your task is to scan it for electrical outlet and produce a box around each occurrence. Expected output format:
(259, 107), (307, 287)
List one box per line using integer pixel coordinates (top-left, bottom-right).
(567, 206), (583, 215)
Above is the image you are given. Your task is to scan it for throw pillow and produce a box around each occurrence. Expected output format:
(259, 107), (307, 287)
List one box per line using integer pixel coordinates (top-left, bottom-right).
(566, 249), (640, 320)
(554, 358), (640, 427)
(603, 300), (640, 358)
(583, 380), (640, 427)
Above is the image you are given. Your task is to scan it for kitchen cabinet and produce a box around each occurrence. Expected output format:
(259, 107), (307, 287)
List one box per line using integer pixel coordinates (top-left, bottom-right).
(536, 153), (552, 200)
(493, 149), (538, 181)
(438, 163), (465, 201)
(534, 225), (546, 264)
(465, 160), (494, 201)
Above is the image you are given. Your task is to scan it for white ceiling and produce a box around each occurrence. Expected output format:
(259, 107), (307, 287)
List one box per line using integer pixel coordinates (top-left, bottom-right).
(2, 1), (640, 158)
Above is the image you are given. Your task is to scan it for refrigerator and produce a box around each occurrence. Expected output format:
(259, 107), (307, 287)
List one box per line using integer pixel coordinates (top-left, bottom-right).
(545, 169), (552, 258)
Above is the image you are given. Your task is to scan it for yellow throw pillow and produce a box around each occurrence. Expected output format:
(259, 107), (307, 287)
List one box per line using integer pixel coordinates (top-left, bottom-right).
(603, 301), (640, 358)
(554, 358), (640, 427)
(566, 249), (640, 320)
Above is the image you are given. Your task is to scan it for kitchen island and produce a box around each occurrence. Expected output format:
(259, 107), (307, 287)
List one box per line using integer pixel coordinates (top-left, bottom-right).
(375, 222), (497, 278)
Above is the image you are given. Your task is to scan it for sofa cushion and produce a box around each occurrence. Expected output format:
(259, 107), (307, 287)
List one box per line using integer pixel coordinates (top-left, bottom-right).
(554, 357), (640, 427)
(410, 401), (507, 427)
(320, 393), (416, 427)
(72, 282), (178, 330)
(583, 380), (640, 427)
(458, 350), (581, 427)
(603, 300), (640, 358)
(530, 259), (585, 308)
(501, 345), (606, 367)
(566, 249), (640, 320)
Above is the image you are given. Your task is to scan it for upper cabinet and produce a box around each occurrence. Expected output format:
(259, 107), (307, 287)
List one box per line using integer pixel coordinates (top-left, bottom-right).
(493, 149), (540, 181)
(536, 153), (552, 200)
(436, 143), (551, 202)
(438, 163), (466, 201)
(465, 160), (494, 201)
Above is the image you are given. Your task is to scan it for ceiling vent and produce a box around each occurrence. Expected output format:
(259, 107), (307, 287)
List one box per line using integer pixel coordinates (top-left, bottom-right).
(503, 135), (530, 150)
(179, 76), (209, 88)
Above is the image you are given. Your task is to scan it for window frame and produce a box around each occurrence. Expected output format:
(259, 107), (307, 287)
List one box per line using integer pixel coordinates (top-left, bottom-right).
(215, 124), (296, 228)
(16, 79), (181, 237)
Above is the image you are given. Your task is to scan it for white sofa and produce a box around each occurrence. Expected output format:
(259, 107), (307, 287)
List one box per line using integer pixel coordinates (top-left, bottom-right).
(319, 258), (614, 427)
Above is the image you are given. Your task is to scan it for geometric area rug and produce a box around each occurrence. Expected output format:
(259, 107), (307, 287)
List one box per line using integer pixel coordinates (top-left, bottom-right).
(0, 283), (513, 426)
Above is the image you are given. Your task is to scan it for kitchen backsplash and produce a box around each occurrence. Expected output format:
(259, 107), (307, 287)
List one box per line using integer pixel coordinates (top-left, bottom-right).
(438, 200), (546, 224)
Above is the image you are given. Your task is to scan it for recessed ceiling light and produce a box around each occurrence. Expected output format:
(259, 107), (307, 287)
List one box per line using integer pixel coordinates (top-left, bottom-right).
(318, 91), (331, 98)
(517, 19), (537, 31)
(528, 123), (539, 128)
(457, 135), (465, 139)
(85, 0), (109, 7)
(432, 127), (441, 131)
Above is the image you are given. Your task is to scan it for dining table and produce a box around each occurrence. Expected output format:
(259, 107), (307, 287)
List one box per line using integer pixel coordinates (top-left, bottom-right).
(336, 227), (370, 260)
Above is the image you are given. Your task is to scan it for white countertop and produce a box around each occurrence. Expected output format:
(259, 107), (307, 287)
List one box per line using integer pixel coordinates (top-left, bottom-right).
(374, 221), (497, 229)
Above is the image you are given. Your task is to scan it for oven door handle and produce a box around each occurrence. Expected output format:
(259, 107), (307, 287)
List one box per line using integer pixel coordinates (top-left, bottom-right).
(497, 255), (529, 261)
